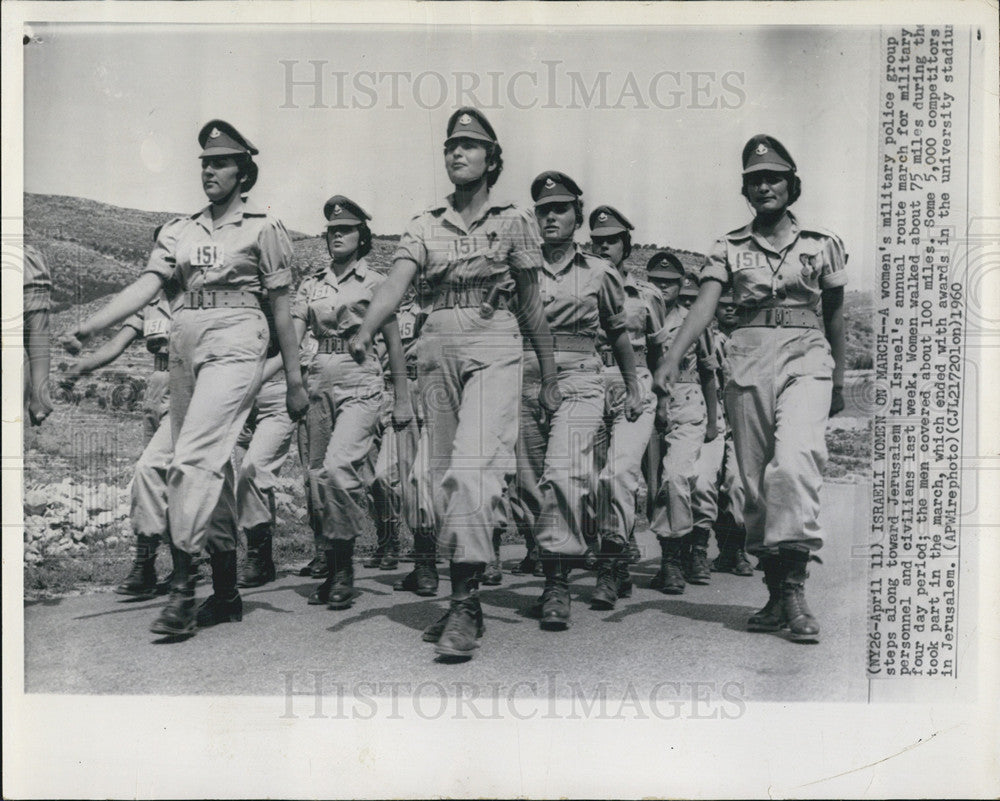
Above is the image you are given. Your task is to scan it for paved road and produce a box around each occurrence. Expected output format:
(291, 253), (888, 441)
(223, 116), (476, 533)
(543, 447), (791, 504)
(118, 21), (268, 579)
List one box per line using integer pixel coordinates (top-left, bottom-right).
(24, 483), (870, 704)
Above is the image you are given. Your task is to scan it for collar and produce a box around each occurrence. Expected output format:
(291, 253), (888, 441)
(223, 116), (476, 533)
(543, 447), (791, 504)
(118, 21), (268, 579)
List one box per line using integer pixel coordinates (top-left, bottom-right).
(324, 257), (369, 285)
(541, 242), (592, 278)
(193, 196), (262, 232)
(430, 194), (515, 231)
(726, 210), (802, 254)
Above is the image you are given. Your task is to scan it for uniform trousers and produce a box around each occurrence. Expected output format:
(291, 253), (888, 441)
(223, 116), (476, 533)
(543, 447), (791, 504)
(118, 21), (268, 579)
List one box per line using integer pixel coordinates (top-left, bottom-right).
(303, 352), (384, 546)
(722, 326), (832, 554)
(648, 383), (707, 540)
(142, 368), (171, 444)
(516, 353), (605, 558)
(236, 372), (296, 532)
(131, 389), (234, 544)
(166, 307), (267, 554)
(594, 365), (658, 546)
(416, 307), (522, 564)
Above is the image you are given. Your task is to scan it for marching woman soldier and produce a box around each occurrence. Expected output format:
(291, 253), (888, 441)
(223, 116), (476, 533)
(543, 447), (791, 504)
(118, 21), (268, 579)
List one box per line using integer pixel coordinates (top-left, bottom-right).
(291, 196), (411, 610)
(702, 289), (754, 576)
(588, 205), (665, 609)
(644, 254), (718, 594)
(365, 286), (428, 573)
(656, 134), (847, 642)
(234, 346), (300, 588)
(62, 120), (307, 637)
(62, 279), (174, 597)
(515, 174), (640, 628)
(349, 107), (560, 660)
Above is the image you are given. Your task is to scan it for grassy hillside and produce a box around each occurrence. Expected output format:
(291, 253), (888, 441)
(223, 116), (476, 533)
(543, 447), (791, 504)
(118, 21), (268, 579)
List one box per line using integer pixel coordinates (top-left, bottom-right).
(24, 193), (310, 310)
(28, 190), (872, 383)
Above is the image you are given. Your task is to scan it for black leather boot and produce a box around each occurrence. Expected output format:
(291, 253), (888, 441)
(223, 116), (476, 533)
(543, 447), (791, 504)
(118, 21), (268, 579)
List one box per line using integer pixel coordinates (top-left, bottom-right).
(615, 558), (633, 598)
(512, 525), (544, 576)
(379, 521), (400, 570)
(308, 549), (336, 605)
(482, 526), (503, 586)
(653, 538), (686, 595)
(116, 533), (160, 598)
(364, 518), (399, 569)
(685, 527), (712, 585)
(432, 562), (485, 658)
(327, 539), (356, 610)
(239, 524), (276, 588)
(591, 539), (625, 610)
(150, 545), (196, 637)
(747, 554), (787, 632)
(197, 551), (243, 627)
(538, 553), (572, 630)
(298, 549), (328, 578)
(779, 547), (820, 643)
(393, 528), (438, 596)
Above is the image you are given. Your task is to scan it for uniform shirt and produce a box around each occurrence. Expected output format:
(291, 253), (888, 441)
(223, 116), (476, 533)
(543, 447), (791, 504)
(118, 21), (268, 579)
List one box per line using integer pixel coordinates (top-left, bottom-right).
(23, 245), (52, 314)
(394, 196), (542, 289)
(654, 304), (715, 379)
(143, 199), (294, 294)
(539, 245), (627, 340)
(122, 293), (173, 354)
(700, 211), (848, 312)
(596, 271), (666, 357)
(292, 258), (384, 341)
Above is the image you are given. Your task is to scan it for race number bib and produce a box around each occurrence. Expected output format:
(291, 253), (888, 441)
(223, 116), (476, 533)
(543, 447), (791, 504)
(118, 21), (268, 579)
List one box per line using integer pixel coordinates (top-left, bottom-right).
(398, 310), (417, 341)
(191, 244), (224, 270)
(733, 251), (768, 272)
(143, 319), (169, 338)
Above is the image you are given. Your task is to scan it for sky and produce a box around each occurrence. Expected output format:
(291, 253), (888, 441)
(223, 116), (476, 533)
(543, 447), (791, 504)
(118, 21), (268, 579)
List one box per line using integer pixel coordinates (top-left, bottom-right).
(24, 23), (878, 288)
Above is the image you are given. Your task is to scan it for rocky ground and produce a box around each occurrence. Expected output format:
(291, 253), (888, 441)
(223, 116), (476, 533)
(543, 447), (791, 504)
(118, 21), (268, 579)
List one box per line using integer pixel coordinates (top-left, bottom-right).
(21, 374), (873, 599)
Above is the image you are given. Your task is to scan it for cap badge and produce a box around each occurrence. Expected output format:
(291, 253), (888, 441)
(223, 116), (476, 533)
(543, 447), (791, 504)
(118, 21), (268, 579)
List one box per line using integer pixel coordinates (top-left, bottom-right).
(332, 204), (343, 215)
(597, 212), (608, 222)
(755, 143), (768, 155)
(459, 113), (472, 126)
(544, 178), (555, 189)
(209, 128), (221, 139)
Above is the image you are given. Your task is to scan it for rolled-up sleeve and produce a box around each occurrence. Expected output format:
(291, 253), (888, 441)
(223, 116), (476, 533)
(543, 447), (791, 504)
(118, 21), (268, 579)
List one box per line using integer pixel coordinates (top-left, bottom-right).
(699, 238), (730, 286)
(504, 208), (543, 274)
(143, 219), (182, 282)
(257, 218), (294, 290)
(121, 310), (144, 335)
(645, 285), (667, 337)
(697, 329), (718, 373)
(393, 215), (428, 267)
(291, 277), (312, 323)
(23, 246), (52, 314)
(819, 235), (849, 290)
(598, 265), (628, 335)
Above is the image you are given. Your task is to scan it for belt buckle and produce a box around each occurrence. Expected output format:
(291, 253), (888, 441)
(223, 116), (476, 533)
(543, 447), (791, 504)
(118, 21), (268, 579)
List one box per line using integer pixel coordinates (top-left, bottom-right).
(775, 308), (787, 326)
(190, 289), (204, 309)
